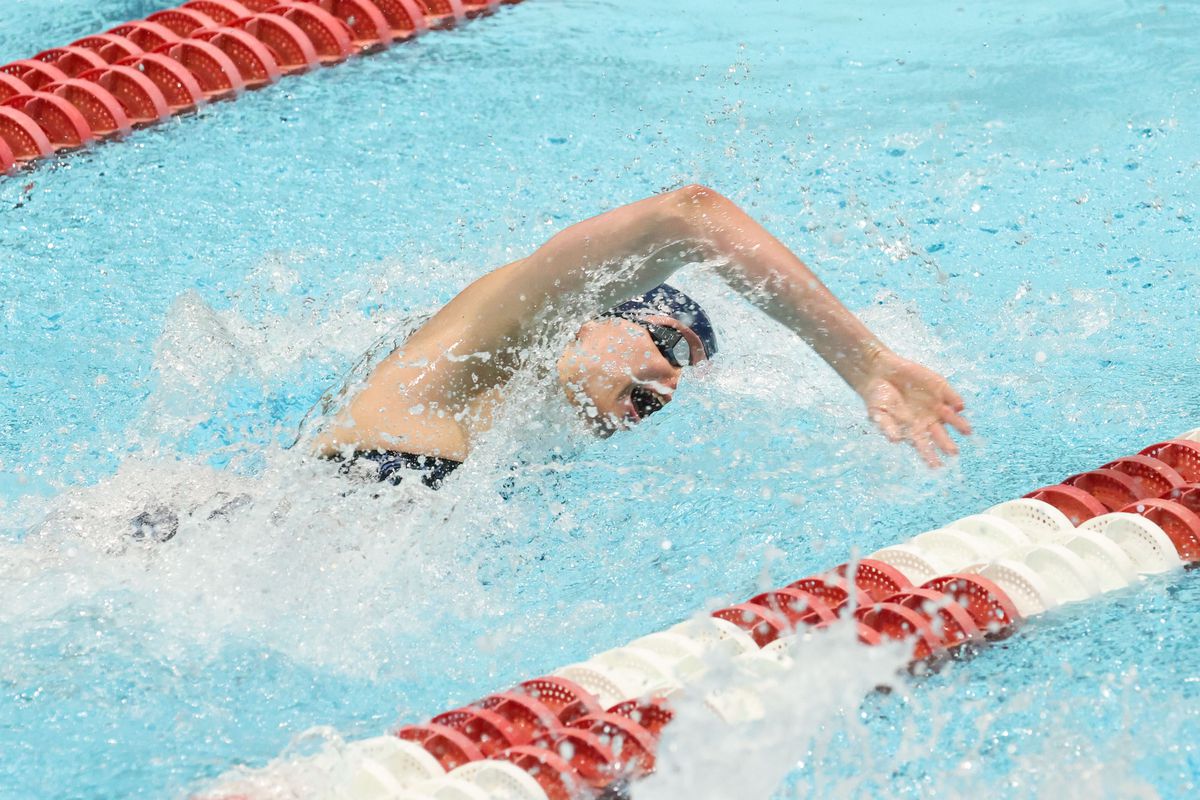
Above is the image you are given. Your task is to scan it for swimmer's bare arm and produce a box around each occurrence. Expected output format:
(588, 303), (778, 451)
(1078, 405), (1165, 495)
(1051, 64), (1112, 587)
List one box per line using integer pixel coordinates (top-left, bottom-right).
(311, 196), (687, 457)
(685, 187), (973, 466)
(321, 185), (968, 463)
(512, 184), (971, 465)
(314, 190), (737, 458)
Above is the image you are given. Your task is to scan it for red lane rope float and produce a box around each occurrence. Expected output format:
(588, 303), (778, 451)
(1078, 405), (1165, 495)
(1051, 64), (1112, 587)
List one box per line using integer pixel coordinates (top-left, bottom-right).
(3, 0), (524, 174)
(108, 22), (184, 52)
(113, 55), (207, 114)
(748, 587), (838, 626)
(416, 0), (468, 27)
(1139, 439), (1200, 482)
(921, 574), (1019, 636)
(267, 3), (356, 64)
(608, 697), (674, 737)
(189, 28), (285, 88)
(1168, 484), (1200, 519)
(430, 706), (520, 756)
(0, 74), (33, 103)
(395, 723), (485, 770)
(236, 14), (322, 74)
(787, 573), (874, 613)
(313, 0), (397, 50)
(0, 107), (59, 161)
(69, 35), (146, 64)
(153, 39), (247, 100)
(1025, 483), (1108, 525)
(494, 746), (584, 800)
(183, 0), (258, 24)
(33, 47), (109, 78)
(477, 691), (561, 744)
(1065, 468), (1148, 511)
(528, 729), (618, 790)
(1118, 498), (1200, 562)
(368, 0), (433, 36)
(45, 80), (133, 137)
(1, 60), (70, 91)
(854, 602), (945, 662)
(463, 0), (503, 18)
(0, 138), (13, 173)
(146, 9), (222, 36)
(1103, 455), (1187, 496)
(3, 93), (95, 150)
(836, 559), (913, 601)
(77, 65), (173, 126)
(711, 602), (790, 646)
(517, 676), (604, 725)
(567, 712), (658, 776)
(886, 587), (981, 645)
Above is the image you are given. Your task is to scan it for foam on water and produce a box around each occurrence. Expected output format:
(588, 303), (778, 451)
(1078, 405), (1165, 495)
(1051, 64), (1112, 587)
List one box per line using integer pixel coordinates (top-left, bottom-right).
(641, 625), (907, 800)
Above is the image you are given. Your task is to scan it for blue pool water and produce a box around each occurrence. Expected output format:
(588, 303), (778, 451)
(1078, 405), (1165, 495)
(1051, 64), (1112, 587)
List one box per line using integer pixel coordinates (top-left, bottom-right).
(2, 0), (1199, 797)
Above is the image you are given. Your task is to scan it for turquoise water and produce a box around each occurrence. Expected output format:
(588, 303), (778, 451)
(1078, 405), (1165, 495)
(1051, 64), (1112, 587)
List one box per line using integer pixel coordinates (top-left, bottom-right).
(2, 0), (1199, 797)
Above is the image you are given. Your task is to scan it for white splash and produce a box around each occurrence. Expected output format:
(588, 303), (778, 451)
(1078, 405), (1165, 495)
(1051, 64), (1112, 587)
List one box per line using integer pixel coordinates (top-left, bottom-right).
(638, 621), (907, 800)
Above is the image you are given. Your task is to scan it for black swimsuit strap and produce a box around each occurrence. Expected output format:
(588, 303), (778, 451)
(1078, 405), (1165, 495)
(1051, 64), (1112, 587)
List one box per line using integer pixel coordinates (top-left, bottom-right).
(341, 450), (463, 490)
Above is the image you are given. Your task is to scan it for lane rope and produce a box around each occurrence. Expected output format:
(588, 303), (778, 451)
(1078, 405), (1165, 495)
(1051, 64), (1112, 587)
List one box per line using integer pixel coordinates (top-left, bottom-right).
(199, 428), (1200, 799)
(0, 0), (521, 174)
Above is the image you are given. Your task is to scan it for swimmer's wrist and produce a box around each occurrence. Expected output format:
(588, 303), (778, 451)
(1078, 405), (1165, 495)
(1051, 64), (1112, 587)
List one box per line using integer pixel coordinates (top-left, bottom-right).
(861, 339), (885, 364)
(849, 337), (893, 394)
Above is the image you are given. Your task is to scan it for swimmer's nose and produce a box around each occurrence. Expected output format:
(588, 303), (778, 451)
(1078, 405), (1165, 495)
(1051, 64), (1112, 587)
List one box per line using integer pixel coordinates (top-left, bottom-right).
(658, 370), (681, 396)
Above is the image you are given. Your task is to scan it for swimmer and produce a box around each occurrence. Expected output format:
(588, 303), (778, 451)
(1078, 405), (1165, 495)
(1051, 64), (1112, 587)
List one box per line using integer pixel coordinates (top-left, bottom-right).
(312, 185), (971, 487)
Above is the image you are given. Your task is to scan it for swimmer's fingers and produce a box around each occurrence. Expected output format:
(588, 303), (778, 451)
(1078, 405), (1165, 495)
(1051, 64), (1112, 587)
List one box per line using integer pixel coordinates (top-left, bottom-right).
(909, 427), (943, 468)
(939, 404), (973, 436)
(872, 406), (950, 467)
(929, 422), (959, 456)
(940, 382), (966, 412)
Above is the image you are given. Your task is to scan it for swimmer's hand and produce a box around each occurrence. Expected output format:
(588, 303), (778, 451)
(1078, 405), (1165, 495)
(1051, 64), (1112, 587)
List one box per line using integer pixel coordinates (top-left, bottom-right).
(857, 351), (971, 468)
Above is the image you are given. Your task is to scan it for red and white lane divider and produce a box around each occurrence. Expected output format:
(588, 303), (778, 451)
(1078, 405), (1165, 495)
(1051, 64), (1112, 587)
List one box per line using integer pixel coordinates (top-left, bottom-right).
(0, 0), (520, 174)
(201, 429), (1200, 800)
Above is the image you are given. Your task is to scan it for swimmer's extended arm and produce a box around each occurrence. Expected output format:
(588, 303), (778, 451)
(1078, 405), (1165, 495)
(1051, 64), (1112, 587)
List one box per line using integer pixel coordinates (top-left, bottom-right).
(346, 185), (967, 463)
(511, 184), (971, 465)
(683, 186), (972, 466)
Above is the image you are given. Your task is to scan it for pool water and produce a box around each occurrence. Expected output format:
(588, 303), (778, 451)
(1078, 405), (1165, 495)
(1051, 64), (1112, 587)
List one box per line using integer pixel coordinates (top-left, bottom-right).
(2, 0), (1199, 797)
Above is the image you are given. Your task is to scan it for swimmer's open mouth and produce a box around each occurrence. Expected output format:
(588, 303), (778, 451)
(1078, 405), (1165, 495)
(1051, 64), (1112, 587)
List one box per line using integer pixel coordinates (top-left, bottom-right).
(630, 386), (666, 420)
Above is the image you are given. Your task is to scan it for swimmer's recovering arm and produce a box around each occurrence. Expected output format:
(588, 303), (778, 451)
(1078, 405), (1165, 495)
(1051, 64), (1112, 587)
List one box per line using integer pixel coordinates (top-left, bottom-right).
(511, 184), (971, 465)
(334, 185), (967, 463)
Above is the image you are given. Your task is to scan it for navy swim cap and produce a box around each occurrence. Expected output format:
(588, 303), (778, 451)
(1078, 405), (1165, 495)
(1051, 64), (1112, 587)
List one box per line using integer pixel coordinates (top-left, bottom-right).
(602, 284), (719, 359)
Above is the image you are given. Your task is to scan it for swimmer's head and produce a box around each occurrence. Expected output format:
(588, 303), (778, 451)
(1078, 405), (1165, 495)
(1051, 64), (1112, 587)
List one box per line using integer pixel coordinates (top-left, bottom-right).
(557, 284), (718, 435)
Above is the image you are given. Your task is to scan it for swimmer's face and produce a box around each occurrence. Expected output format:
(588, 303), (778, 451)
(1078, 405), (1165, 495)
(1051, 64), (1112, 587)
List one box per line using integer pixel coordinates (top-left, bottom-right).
(557, 317), (703, 435)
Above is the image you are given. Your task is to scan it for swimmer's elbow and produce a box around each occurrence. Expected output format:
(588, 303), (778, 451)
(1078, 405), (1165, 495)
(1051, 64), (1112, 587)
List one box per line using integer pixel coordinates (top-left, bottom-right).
(672, 183), (724, 206)
(664, 183), (735, 235)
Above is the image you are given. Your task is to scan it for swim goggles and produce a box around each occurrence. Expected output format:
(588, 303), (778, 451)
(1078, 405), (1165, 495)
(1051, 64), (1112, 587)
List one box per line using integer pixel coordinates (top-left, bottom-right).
(628, 321), (701, 419)
(633, 320), (698, 368)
